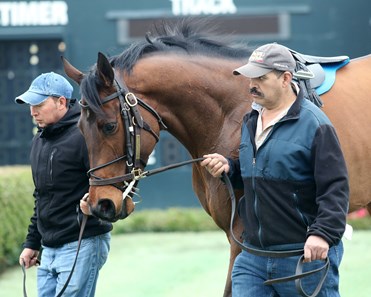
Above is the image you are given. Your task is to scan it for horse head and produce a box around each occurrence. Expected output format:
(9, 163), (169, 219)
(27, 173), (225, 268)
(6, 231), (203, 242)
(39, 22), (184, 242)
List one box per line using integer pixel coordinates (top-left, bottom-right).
(63, 52), (164, 222)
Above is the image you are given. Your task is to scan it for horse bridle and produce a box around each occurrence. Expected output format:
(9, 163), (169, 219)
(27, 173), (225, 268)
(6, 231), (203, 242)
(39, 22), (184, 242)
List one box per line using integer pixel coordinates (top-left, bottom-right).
(79, 78), (167, 194)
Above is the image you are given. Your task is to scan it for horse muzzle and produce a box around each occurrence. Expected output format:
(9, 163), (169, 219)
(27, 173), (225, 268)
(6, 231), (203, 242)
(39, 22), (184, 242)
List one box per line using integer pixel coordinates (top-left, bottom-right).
(89, 194), (134, 222)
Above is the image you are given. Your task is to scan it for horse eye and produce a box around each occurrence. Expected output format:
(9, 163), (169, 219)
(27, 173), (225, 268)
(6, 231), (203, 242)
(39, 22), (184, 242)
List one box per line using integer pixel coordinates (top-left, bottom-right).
(102, 122), (117, 135)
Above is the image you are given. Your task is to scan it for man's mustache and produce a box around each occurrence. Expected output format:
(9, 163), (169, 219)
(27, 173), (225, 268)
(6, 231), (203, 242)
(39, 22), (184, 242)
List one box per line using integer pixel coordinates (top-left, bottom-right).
(250, 87), (263, 97)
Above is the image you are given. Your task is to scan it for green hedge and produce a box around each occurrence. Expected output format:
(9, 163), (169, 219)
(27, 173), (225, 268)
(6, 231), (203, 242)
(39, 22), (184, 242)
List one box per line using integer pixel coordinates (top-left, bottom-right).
(0, 166), (34, 274)
(111, 208), (371, 234)
(347, 216), (371, 230)
(111, 207), (219, 234)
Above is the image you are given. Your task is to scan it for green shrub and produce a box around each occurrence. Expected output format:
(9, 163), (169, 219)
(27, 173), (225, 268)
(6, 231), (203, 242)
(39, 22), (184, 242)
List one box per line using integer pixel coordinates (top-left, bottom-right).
(0, 166), (34, 274)
(111, 208), (219, 234)
(347, 216), (371, 230)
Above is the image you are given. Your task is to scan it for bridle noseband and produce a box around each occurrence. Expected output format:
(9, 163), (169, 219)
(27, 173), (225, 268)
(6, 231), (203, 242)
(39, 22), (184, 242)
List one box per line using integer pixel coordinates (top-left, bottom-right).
(80, 77), (167, 195)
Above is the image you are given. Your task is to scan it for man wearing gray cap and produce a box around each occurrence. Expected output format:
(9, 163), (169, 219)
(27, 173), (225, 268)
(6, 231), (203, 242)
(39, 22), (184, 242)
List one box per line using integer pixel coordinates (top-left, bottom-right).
(201, 43), (349, 296)
(16, 72), (112, 297)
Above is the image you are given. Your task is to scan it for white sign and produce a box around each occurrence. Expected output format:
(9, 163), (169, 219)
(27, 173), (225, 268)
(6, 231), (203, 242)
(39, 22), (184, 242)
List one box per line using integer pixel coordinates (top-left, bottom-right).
(0, 1), (68, 26)
(170, 0), (237, 16)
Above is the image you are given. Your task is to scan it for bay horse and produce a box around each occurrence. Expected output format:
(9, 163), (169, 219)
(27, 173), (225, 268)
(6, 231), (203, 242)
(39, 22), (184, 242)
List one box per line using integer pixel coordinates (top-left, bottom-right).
(63, 20), (371, 297)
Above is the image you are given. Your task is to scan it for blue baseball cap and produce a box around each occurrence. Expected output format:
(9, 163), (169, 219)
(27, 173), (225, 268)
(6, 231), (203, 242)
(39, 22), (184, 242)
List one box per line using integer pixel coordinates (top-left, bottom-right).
(15, 72), (73, 105)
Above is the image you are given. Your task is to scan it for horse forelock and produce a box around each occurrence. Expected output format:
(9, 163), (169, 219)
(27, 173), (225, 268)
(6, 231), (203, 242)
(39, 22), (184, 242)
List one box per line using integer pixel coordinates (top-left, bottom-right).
(111, 18), (252, 73)
(80, 66), (107, 118)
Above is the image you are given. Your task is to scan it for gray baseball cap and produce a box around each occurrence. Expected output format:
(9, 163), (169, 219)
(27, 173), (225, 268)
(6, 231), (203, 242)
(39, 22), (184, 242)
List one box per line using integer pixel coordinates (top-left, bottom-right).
(233, 43), (296, 78)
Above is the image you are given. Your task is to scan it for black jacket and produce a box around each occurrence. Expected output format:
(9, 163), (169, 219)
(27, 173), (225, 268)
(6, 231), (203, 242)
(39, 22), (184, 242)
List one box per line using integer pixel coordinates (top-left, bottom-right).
(24, 103), (112, 249)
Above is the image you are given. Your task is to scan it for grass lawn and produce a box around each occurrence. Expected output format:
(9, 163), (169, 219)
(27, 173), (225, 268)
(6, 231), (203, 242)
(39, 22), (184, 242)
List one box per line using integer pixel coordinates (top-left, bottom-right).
(0, 230), (370, 297)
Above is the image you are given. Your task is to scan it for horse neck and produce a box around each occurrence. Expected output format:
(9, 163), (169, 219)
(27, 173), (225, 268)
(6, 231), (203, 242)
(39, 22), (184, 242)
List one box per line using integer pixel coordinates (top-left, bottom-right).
(124, 56), (251, 158)
(153, 94), (248, 158)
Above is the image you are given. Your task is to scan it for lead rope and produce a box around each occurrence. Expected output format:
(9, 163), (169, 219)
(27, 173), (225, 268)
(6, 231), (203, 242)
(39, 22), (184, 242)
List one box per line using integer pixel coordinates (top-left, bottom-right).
(22, 214), (88, 297)
(221, 171), (329, 297)
(138, 158), (330, 297)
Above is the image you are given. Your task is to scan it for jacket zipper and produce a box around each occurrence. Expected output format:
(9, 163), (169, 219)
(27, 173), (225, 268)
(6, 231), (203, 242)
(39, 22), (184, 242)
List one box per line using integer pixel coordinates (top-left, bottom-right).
(253, 121), (281, 247)
(251, 156), (264, 247)
(49, 148), (57, 183)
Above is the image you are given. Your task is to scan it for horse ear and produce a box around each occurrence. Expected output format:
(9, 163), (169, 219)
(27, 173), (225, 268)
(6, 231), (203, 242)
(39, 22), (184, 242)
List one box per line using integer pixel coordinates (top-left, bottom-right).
(61, 56), (84, 85)
(97, 52), (114, 87)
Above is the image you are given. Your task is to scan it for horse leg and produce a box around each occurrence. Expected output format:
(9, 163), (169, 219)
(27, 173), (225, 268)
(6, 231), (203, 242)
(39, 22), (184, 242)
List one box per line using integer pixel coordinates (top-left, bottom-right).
(223, 240), (241, 297)
(222, 217), (244, 297)
(366, 203), (371, 216)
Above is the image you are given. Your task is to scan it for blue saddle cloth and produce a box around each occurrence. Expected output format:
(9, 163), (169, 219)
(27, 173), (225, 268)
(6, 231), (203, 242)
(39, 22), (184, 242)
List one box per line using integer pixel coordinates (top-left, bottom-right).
(316, 58), (350, 95)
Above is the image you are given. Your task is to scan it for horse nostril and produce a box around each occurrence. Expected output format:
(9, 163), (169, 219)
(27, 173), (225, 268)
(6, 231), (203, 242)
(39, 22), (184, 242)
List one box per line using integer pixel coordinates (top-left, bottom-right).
(94, 199), (116, 222)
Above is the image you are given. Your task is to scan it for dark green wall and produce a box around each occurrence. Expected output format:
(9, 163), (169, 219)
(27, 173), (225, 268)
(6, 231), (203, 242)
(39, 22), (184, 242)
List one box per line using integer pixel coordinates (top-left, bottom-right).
(64, 0), (371, 73)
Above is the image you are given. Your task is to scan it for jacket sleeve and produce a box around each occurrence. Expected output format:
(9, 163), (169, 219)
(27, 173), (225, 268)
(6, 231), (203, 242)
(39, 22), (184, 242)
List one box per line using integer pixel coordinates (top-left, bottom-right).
(77, 130), (90, 172)
(23, 190), (42, 250)
(307, 124), (349, 246)
(227, 158), (244, 189)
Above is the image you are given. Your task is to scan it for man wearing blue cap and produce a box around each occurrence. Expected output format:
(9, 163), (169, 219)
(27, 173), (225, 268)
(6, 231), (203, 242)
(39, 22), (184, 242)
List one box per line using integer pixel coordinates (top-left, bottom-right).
(16, 72), (112, 297)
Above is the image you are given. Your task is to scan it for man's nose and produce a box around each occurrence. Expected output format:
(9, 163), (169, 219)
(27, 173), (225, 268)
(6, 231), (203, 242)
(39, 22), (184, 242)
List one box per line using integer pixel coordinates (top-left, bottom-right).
(30, 106), (37, 116)
(249, 78), (258, 88)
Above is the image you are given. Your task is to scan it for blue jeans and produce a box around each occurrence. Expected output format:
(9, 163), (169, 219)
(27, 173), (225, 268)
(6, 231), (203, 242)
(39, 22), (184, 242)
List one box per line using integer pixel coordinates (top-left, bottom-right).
(37, 232), (111, 297)
(231, 241), (343, 297)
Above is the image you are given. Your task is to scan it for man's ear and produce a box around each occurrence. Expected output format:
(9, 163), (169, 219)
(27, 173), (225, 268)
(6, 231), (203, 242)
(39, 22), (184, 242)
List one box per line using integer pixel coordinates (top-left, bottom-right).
(282, 72), (293, 87)
(58, 96), (68, 109)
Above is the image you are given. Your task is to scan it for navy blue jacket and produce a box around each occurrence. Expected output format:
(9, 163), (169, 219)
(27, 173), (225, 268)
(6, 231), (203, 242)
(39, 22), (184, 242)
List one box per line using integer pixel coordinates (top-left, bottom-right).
(228, 90), (349, 249)
(24, 103), (112, 249)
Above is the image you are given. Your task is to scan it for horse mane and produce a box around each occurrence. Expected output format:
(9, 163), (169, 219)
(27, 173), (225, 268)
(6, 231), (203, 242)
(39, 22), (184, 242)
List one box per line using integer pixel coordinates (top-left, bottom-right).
(111, 18), (252, 73)
(80, 18), (252, 116)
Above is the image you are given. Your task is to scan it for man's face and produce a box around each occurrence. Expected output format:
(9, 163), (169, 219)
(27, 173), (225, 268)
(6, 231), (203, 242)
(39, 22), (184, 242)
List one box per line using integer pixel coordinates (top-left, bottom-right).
(30, 97), (64, 128)
(249, 71), (286, 109)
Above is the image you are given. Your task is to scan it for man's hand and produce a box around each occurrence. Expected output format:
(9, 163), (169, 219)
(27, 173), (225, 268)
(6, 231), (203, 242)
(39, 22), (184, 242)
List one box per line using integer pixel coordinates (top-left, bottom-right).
(304, 235), (329, 262)
(80, 193), (92, 215)
(201, 153), (230, 177)
(19, 248), (39, 268)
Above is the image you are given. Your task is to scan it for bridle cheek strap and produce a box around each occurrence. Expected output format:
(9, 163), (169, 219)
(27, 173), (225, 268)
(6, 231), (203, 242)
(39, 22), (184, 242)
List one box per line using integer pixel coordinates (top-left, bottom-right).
(117, 83), (143, 170)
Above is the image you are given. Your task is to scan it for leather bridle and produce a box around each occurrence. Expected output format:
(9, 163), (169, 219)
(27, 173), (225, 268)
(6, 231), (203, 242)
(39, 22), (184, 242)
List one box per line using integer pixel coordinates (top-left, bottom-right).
(79, 78), (167, 194)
